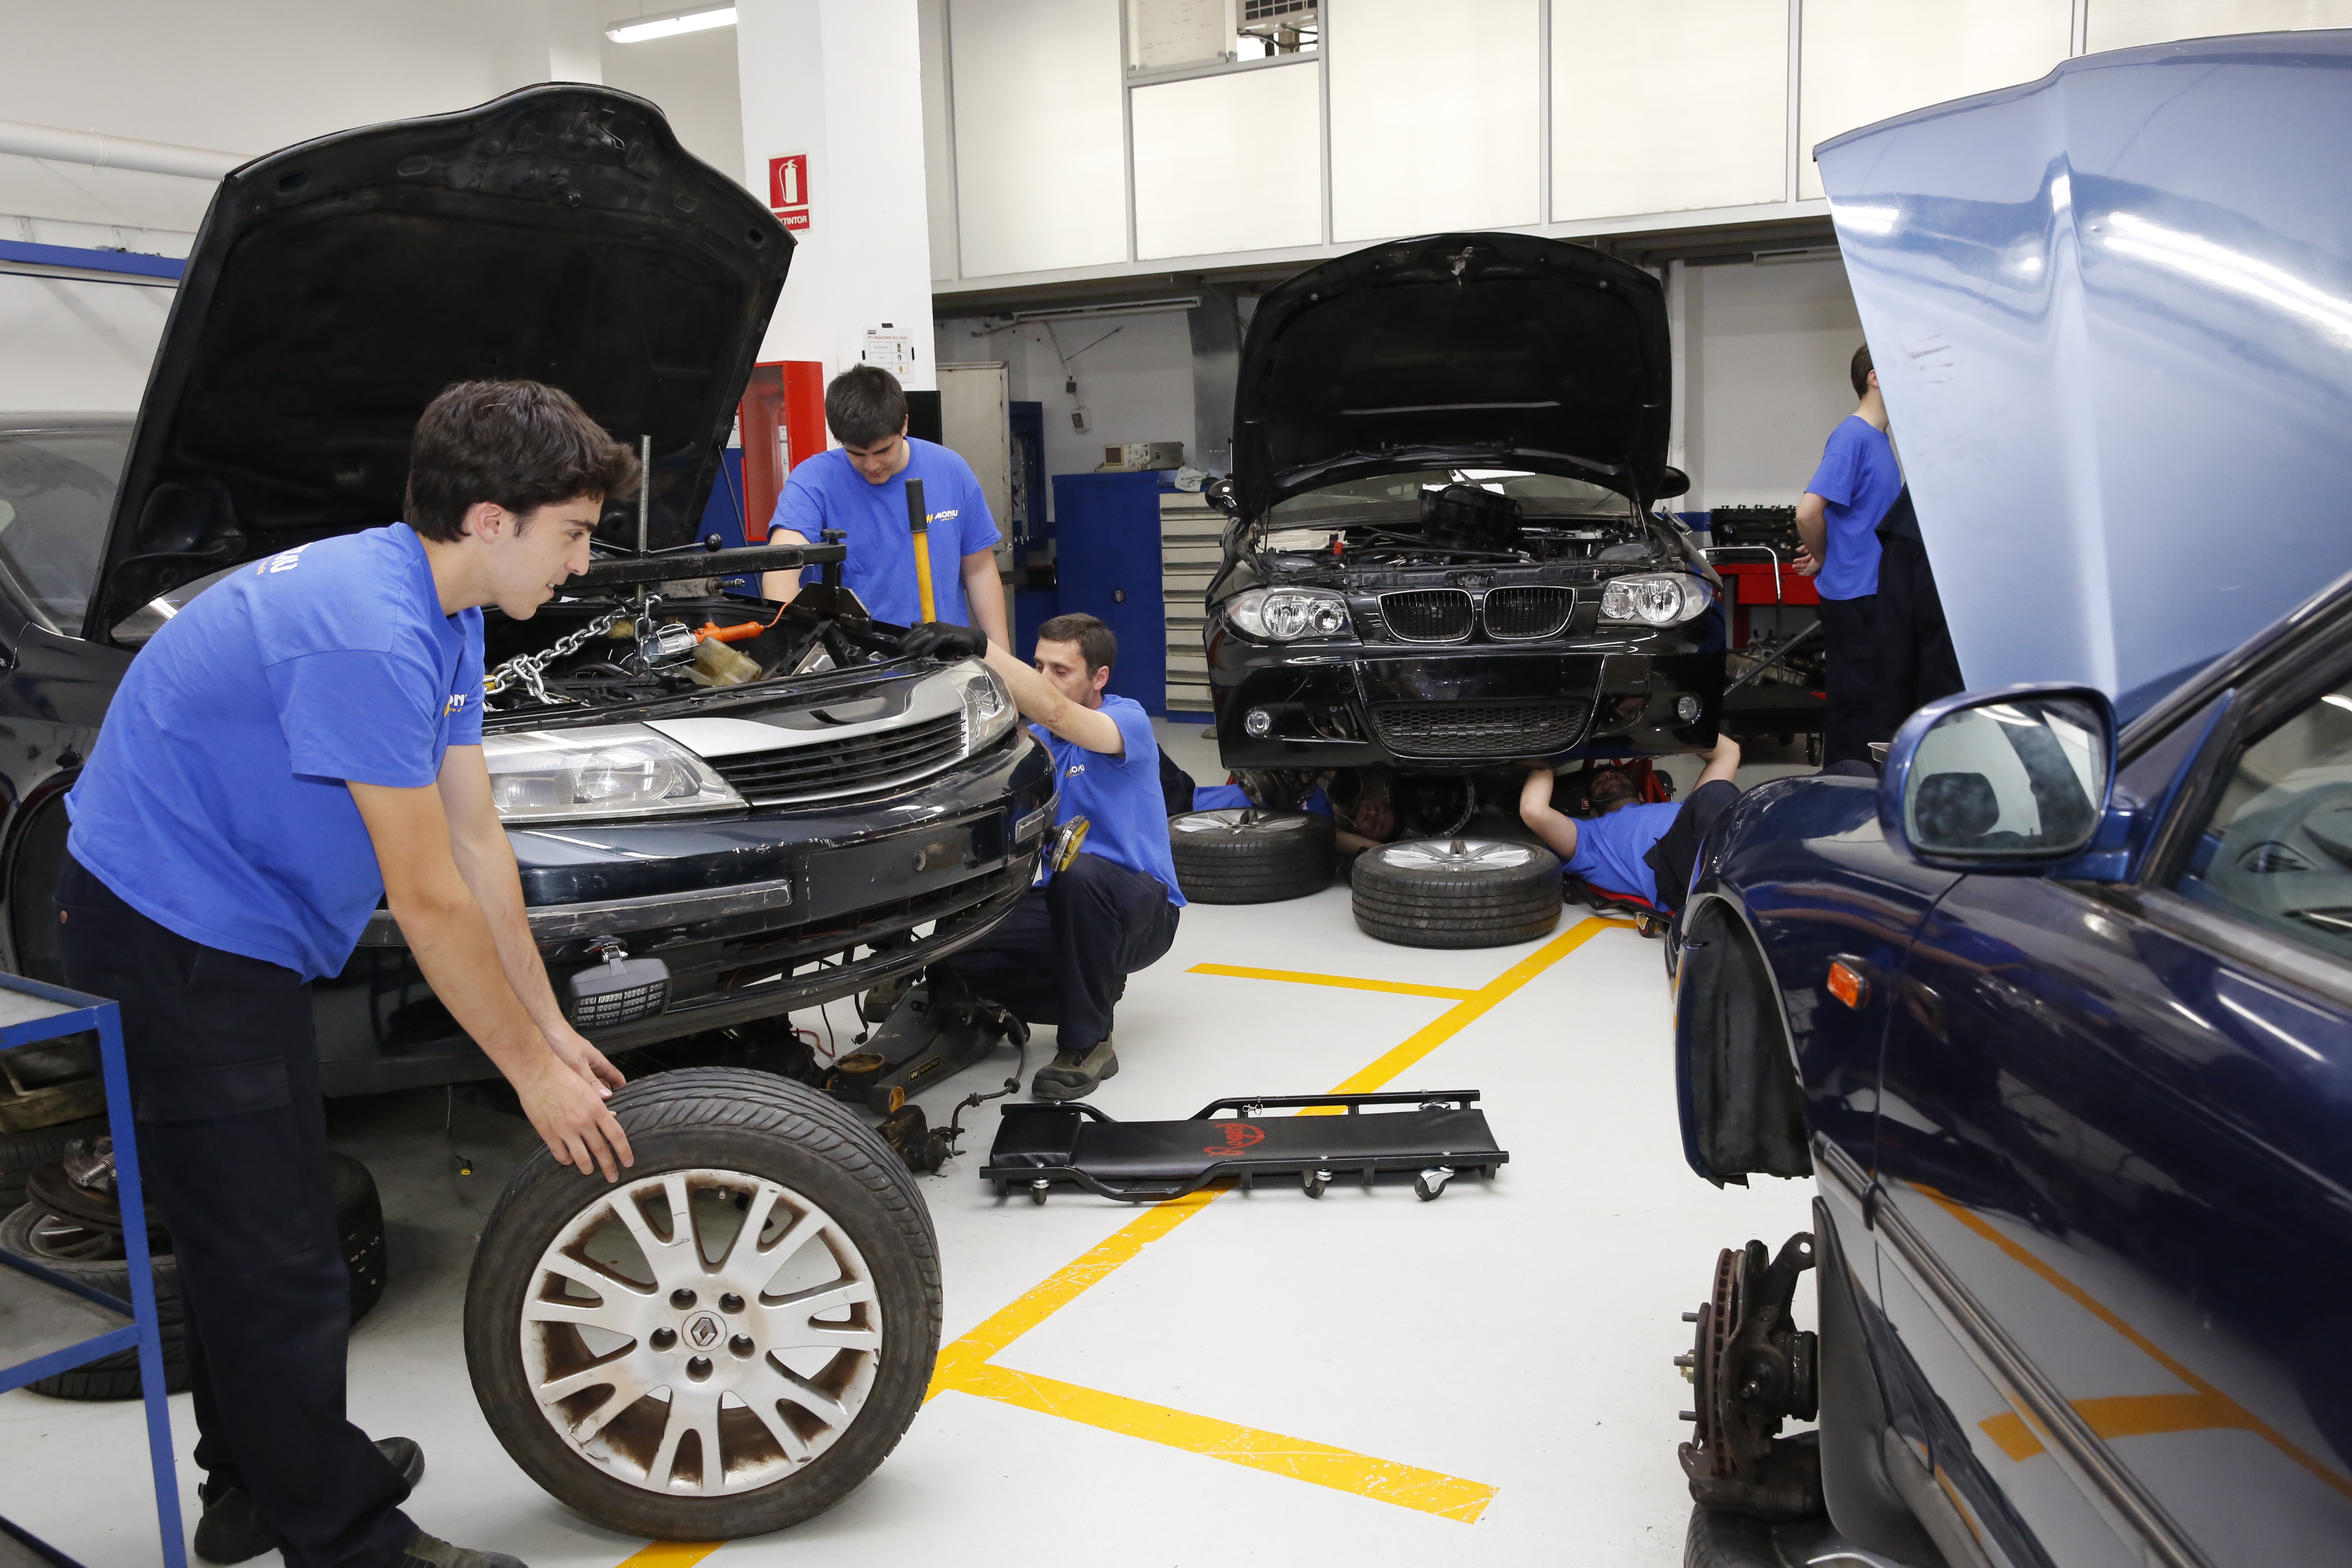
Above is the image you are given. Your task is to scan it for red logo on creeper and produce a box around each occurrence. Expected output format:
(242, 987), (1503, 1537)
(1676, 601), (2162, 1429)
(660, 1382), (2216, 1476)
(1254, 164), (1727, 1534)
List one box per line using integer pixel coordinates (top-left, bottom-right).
(1202, 1122), (1265, 1156)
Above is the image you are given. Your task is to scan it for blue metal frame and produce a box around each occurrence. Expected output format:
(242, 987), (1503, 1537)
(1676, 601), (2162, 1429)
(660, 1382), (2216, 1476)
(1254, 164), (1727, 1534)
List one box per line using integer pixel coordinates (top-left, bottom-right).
(0, 973), (184, 1568)
(0, 239), (184, 281)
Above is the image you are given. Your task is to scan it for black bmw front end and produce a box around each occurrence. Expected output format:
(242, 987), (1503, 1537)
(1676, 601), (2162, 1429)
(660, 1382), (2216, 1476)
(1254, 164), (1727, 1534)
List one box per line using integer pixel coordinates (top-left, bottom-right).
(1210, 232), (1723, 775)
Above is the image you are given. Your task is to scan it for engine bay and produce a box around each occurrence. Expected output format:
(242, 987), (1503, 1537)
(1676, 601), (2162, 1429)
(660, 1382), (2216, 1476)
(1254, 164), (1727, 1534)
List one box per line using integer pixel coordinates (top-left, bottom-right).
(1247, 470), (1675, 579)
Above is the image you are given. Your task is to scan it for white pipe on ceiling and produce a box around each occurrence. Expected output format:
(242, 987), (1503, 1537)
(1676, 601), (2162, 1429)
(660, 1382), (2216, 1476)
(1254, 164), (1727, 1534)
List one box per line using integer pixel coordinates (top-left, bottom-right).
(0, 119), (246, 181)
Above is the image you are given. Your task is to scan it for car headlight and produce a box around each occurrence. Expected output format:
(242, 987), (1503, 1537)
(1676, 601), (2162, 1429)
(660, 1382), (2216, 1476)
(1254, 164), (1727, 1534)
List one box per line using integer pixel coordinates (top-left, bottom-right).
(1223, 586), (1351, 641)
(959, 660), (1016, 753)
(1600, 573), (1715, 627)
(483, 725), (744, 821)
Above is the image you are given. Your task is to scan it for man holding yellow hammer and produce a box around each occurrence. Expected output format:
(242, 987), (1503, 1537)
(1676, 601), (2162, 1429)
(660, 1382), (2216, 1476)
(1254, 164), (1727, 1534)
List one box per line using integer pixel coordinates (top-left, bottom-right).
(761, 364), (1008, 644)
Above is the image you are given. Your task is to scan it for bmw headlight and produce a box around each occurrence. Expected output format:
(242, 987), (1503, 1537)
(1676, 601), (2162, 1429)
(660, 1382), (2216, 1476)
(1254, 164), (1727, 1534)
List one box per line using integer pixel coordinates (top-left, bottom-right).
(1600, 573), (1715, 627)
(483, 725), (744, 821)
(958, 660), (1016, 753)
(1223, 586), (1352, 641)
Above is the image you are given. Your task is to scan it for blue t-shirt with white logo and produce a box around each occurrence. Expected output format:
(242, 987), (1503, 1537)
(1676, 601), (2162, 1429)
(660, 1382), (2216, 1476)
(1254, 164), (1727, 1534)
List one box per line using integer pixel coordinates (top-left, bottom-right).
(1803, 415), (1903, 601)
(1564, 801), (1682, 907)
(67, 522), (486, 981)
(771, 439), (1001, 628)
(1033, 694), (1184, 907)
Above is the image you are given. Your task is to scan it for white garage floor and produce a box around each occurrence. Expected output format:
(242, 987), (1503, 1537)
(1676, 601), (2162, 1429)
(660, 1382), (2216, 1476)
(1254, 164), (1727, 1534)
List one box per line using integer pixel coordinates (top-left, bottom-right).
(0, 726), (1817, 1568)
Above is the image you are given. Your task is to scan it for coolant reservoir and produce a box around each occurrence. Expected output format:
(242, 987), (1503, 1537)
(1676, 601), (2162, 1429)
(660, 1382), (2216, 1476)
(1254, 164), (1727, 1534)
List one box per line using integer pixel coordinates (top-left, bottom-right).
(690, 636), (761, 686)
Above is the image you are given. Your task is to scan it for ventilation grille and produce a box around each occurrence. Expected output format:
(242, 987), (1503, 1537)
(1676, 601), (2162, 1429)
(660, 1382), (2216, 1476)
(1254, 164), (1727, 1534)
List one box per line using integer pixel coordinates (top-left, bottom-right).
(1371, 701), (1588, 759)
(1379, 589), (1474, 642)
(1482, 586), (1575, 640)
(707, 713), (966, 805)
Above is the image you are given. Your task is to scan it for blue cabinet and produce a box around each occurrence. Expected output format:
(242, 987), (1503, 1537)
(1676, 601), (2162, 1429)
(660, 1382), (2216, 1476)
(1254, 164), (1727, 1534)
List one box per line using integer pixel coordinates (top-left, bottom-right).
(1050, 471), (1169, 714)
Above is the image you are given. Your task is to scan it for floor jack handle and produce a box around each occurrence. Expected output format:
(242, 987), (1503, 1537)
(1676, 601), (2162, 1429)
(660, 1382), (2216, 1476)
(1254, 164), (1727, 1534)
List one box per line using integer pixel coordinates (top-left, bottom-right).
(906, 477), (937, 624)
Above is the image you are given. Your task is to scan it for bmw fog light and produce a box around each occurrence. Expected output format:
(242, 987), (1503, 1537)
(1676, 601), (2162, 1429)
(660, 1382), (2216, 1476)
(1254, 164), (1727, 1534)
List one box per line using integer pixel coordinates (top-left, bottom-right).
(1676, 695), (1702, 723)
(1244, 707), (1273, 738)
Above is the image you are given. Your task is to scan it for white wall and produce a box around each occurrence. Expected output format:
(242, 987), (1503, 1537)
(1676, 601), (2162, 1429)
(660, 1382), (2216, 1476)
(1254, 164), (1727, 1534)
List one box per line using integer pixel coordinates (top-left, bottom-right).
(0, 275), (173, 415)
(938, 311), (1195, 518)
(600, 15), (745, 183)
(1328, 0), (1540, 241)
(2089, 0), (2352, 49)
(948, 0), (1128, 278)
(1685, 256), (1866, 509)
(1133, 64), (1322, 258)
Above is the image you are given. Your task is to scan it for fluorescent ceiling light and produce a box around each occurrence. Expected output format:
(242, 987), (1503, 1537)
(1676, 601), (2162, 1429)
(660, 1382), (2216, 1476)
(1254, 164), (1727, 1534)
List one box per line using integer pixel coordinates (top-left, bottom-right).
(605, 5), (736, 43)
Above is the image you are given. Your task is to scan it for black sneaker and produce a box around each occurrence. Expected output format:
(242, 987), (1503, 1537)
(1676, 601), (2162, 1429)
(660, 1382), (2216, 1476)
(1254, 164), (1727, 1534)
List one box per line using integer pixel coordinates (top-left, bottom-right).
(193, 1439), (424, 1564)
(393, 1532), (526, 1568)
(1032, 1040), (1118, 1101)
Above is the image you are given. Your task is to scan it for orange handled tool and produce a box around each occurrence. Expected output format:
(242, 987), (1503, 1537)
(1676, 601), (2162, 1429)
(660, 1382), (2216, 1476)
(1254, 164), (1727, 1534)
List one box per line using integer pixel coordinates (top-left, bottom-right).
(905, 477), (938, 624)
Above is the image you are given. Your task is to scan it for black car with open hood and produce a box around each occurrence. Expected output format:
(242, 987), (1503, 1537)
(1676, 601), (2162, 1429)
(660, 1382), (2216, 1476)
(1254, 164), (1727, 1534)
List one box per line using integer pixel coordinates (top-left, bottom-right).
(1208, 233), (1722, 794)
(0, 86), (1050, 1096)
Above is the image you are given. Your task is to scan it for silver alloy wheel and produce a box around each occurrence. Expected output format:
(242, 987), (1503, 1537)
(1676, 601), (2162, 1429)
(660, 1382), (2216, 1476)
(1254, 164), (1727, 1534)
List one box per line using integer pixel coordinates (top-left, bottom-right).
(1170, 807), (1321, 835)
(519, 1167), (882, 1496)
(1376, 838), (1540, 872)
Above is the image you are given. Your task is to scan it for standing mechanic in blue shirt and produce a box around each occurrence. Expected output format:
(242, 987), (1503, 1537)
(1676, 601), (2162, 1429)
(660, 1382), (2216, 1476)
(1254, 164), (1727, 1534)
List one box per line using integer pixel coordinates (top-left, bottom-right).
(58, 382), (636, 1568)
(761, 364), (1008, 646)
(1793, 344), (1905, 768)
(899, 613), (1182, 1100)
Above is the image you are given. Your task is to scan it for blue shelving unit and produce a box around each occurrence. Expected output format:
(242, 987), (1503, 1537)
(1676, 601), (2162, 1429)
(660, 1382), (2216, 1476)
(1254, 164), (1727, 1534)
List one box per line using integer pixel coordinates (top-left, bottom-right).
(0, 976), (184, 1568)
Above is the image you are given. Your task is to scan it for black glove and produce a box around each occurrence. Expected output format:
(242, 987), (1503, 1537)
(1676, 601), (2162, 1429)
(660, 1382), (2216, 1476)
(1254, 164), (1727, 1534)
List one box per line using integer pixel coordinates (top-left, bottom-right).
(901, 621), (989, 661)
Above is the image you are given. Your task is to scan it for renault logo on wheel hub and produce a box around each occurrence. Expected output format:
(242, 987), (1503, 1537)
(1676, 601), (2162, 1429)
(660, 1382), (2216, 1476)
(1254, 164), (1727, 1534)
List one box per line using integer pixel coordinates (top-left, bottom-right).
(684, 1311), (723, 1349)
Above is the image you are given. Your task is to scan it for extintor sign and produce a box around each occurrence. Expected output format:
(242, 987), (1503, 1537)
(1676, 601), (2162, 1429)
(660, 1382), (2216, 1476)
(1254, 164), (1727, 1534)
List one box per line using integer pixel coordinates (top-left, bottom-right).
(767, 154), (810, 232)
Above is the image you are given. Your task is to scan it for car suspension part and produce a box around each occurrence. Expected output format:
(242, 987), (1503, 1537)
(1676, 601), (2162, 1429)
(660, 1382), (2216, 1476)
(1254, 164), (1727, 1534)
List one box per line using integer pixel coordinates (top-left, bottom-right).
(1678, 1231), (1823, 1521)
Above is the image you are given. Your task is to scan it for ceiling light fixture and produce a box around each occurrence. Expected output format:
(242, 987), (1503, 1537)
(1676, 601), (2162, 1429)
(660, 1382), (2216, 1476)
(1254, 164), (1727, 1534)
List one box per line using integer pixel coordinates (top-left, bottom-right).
(605, 4), (737, 44)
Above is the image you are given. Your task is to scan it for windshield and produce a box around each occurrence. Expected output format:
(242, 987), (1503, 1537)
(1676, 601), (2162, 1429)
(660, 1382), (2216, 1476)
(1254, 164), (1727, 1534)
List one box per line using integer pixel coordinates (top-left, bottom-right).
(1267, 469), (1631, 533)
(0, 429), (128, 632)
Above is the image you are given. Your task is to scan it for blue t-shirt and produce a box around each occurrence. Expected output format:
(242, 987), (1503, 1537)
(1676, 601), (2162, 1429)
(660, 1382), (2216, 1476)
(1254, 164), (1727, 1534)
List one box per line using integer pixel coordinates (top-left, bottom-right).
(1564, 801), (1682, 906)
(1034, 695), (1184, 907)
(1803, 416), (1903, 601)
(67, 523), (486, 981)
(771, 439), (1001, 627)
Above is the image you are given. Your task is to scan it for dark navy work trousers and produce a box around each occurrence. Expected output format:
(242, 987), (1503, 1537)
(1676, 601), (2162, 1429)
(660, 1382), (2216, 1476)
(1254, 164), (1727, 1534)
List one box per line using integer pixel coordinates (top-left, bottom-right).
(931, 852), (1179, 1052)
(54, 854), (414, 1568)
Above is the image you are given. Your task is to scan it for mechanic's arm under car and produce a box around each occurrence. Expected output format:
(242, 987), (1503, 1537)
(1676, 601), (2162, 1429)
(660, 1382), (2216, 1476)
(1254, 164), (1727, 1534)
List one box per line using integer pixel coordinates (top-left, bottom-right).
(350, 756), (633, 1182)
(1516, 737), (1743, 862)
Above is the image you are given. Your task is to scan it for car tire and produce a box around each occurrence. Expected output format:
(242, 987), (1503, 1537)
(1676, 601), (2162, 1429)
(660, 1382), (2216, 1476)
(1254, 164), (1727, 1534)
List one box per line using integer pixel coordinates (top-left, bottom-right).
(1169, 809), (1336, 903)
(1351, 838), (1562, 948)
(462, 1067), (941, 1539)
(1, 1152), (385, 1401)
(1683, 1505), (1782, 1568)
(0, 1116), (108, 1213)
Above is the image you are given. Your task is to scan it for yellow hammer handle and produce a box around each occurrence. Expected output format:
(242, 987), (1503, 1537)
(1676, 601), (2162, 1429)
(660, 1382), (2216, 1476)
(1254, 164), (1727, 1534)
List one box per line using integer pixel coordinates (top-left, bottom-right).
(906, 477), (938, 624)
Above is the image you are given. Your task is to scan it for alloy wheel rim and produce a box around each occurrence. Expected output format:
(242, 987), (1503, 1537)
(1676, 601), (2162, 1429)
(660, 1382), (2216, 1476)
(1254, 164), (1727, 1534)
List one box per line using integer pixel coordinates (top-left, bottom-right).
(1174, 808), (1317, 835)
(519, 1167), (881, 1496)
(1379, 838), (1538, 872)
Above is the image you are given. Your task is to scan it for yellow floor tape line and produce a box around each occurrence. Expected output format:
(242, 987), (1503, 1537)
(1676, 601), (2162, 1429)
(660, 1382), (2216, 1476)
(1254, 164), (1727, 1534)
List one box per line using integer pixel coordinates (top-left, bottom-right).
(611, 1542), (725, 1568)
(1186, 962), (1475, 1001)
(957, 1362), (1499, 1522)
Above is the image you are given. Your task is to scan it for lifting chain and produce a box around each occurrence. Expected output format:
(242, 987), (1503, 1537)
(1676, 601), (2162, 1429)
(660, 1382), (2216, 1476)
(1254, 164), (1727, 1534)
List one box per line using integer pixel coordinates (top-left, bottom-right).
(481, 595), (660, 707)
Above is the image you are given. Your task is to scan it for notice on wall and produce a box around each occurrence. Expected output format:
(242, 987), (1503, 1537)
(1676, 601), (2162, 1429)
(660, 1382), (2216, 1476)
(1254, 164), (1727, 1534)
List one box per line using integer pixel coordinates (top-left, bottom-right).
(767, 153), (810, 232)
(862, 325), (915, 372)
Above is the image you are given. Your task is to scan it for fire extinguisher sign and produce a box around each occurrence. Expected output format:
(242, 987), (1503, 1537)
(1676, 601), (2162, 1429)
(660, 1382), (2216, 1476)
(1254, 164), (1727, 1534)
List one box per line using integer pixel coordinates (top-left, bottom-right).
(767, 154), (810, 232)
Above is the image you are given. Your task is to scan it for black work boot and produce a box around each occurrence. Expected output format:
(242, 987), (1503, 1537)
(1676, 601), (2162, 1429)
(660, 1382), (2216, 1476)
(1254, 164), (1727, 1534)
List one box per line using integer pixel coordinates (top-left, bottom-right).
(392, 1532), (528, 1568)
(1031, 1039), (1117, 1101)
(193, 1438), (424, 1564)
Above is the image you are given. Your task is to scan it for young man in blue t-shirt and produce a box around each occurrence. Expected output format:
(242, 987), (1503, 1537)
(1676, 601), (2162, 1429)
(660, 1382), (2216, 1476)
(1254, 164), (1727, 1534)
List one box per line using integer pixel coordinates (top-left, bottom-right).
(1795, 343), (1905, 767)
(900, 612), (1182, 1100)
(1518, 738), (1744, 916)
(761, 365), (1008, 646)
(58, 382), (637, 1568)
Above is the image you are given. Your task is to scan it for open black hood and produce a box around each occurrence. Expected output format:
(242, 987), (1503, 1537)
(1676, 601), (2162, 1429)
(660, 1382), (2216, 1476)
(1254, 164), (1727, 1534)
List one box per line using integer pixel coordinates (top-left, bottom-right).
(90, 85), (792, 640)
(1229, 233), (1669, 518)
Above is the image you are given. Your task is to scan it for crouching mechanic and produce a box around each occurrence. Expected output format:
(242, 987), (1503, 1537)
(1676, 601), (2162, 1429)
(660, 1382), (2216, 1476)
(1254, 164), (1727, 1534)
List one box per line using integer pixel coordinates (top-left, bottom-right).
(1518, 737), (1744, 918)
(900, 612), (1182, 1099)
(56, 381), (637, 1568)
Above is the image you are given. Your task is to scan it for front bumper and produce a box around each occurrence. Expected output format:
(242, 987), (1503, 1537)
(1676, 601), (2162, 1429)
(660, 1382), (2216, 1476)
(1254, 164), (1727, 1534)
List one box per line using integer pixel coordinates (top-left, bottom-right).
(1210, 641), (1723, 771)
(314, 730), (1054, 1095)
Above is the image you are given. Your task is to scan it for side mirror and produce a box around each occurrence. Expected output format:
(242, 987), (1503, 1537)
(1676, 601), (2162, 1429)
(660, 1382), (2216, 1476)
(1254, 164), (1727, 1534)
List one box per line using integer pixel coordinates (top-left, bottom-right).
(1879, 684), (2116, 872)
(1204, 476), (1239, 517)
(1656, 466), (1692, 500)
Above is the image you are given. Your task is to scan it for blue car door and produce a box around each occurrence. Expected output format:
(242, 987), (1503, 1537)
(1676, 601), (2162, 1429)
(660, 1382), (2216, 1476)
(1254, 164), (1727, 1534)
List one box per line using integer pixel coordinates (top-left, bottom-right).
(1877, 674), (2352, 1566)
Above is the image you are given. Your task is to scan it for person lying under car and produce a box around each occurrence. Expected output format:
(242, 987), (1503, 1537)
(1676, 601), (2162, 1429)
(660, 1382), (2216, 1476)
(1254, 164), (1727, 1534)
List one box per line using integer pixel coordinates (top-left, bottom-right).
(897, 612), (1183, 1099)
(1517, 737), (1744, 919)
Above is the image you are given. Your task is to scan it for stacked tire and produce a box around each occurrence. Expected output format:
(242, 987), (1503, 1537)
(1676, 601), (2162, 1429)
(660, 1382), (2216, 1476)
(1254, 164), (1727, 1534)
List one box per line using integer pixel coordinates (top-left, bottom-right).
(1169, 809), (1336, 903)
(1351, 838), (1563, 948)
(0, 1150), (385, 1399)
